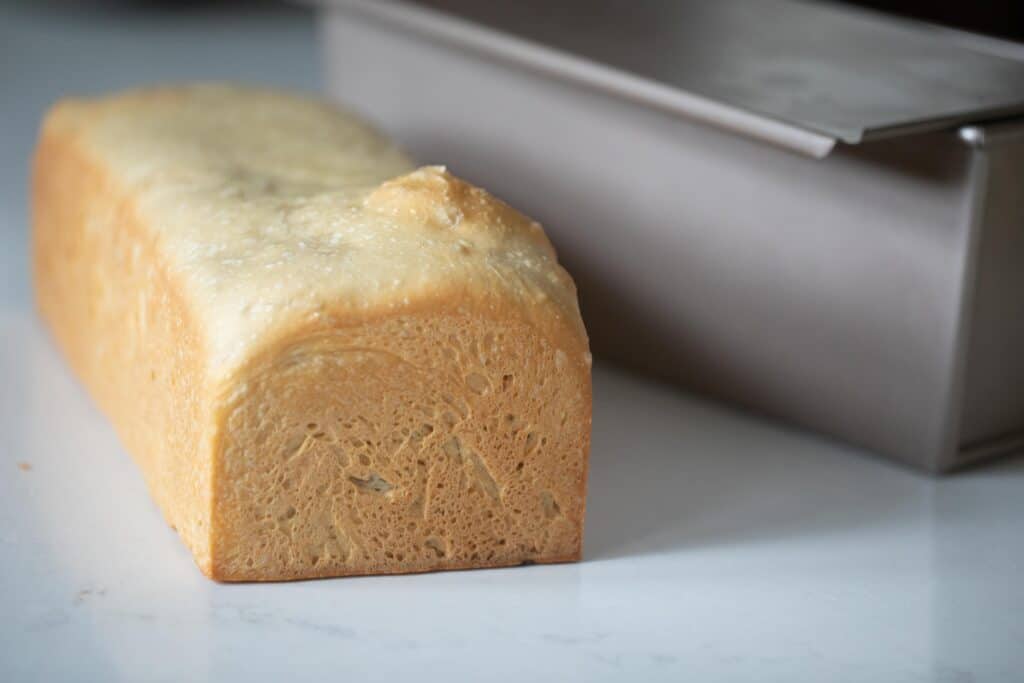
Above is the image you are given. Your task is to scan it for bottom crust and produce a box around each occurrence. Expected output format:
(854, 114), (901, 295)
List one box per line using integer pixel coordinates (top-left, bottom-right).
(205, 554), (582, 584)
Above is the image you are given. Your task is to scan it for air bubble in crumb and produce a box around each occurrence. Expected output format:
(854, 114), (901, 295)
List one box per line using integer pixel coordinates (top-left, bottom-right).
(524, 432), (539, 453)
(465, 372), (489, 394)
(425, 537), (446, 558)
(540, 491), (561, 519)
(349, 473), (394, 494)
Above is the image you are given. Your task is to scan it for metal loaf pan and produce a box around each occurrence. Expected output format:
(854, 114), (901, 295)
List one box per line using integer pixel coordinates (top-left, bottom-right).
(318, 0), (1024, 472)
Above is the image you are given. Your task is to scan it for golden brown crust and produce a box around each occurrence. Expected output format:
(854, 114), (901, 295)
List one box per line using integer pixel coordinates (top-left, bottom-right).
(32, 85), (591, 582)
(33, 126), (215, 572)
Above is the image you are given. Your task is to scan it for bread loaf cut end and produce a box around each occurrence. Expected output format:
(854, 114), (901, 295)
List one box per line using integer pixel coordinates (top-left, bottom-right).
(214, 306), (589, 580)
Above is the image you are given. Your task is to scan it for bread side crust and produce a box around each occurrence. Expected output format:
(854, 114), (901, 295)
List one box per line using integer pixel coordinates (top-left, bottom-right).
(33, 124), (215, 572)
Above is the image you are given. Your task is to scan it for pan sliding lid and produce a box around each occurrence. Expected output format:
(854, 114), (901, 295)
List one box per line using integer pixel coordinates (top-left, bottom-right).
(371, 0), (1024, 155)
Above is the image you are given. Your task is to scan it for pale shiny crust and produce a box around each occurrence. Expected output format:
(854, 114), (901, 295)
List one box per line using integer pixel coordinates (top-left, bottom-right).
(33, 84), (591, 581)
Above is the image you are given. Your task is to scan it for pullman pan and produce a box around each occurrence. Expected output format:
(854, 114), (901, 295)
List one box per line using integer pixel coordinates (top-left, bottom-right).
(318, 0), (1024, 472)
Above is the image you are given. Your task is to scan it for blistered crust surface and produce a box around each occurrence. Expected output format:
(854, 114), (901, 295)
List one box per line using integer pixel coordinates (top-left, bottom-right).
(44, 84), (585, 376)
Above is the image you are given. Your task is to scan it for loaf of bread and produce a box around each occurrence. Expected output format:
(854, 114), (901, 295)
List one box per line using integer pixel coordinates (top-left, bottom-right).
(32, 84), (591, 581)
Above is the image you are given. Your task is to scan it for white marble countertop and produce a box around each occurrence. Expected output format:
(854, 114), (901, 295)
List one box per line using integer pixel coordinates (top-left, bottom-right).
(2, 4), (1022, 682)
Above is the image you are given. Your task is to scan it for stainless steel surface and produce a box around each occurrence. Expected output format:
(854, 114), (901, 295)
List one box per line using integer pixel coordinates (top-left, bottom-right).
(393, 0), (1024, 145)
(322, 4), (1024, 471)
(322, 0), (835, 157)
(958, 121), (1024, 461)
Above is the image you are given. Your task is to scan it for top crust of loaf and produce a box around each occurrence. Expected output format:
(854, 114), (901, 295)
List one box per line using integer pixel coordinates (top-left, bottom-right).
(42, 84), (587, 380)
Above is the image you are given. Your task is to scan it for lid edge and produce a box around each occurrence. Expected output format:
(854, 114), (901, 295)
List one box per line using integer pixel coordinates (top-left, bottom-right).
(325, 0), (836, 158)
